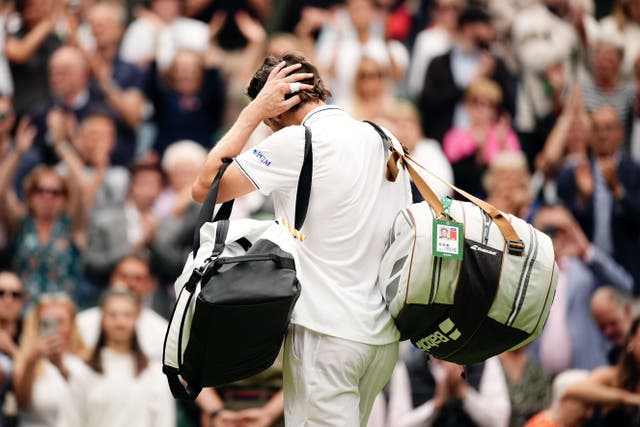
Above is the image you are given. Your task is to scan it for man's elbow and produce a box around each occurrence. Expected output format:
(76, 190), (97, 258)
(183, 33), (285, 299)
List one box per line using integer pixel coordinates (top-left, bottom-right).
(192, 181), (207, 203)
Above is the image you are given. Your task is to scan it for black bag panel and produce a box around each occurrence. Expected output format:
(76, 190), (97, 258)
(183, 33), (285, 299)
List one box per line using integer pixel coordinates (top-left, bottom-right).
(199, 240), (299, 305)
(182, 294), (298, 387)
(402, 239), (507, 361)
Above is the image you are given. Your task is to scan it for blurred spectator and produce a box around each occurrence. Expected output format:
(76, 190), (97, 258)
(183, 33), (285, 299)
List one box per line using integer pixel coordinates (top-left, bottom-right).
(530, 205), (634, 373)
(483, 151), (534, 220)
(337, 56), (397, 121)
(67, 113), (130, 215)
(0, 3), (13, 98)
(632, 57), (640, 163)
(0, 272), (25, 427)
(530, 85), (591, 205)
(419, 5), (514, 144)
(151, 141), (205, 288)
(5, 0), (64, 116)
(62, 288), (175, 427)
(523, 370), (593, 427)
(591, 286), (634, 365)
(84, 162), (163, 286)
(316, 0), (409, 101)
(148, 48), (226, 155)
(77, 255), (168, 361)
(13, 293), (89, 427)
(406, 0), (464, 99)
(499, 347), (552, 427)
(120, 0), (209, 71)
(564, 317), (640, 425)
(557, 105), (640, 292)
(0, 115), (88, 304)
(384, 353), (510, 427)
(0, 95), (16, 269)
(442, 78), (520, 198)
(598, 0), (640, 79)
(382, 100), (454, 200)
(580, 38), (636, 135)
(511, 0), (597, 150)
(83, 1), (147, 166)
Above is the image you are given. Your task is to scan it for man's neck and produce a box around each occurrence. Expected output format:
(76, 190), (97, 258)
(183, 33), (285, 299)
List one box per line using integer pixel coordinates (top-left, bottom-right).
(285, 101), (326, 127)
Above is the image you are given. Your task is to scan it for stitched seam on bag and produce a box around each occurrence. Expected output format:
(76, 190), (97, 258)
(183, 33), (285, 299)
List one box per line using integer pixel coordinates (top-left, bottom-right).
(507, 225), (535, 325)
(509, 226), (539, 326)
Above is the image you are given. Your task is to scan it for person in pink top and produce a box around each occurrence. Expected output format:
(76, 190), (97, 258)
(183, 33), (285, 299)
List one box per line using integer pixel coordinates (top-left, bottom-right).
(443, 78), (521, 197)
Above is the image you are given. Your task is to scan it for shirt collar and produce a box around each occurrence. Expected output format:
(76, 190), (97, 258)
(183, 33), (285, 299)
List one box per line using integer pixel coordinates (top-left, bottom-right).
(301, 105), (344, 127)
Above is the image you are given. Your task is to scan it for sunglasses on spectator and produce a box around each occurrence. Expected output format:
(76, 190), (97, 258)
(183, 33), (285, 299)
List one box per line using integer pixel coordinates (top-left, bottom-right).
(469, 97), (498, 108)
(31, 186), (66, 197)
(0, 289), (25, 299)
(357, 71), (385, 80)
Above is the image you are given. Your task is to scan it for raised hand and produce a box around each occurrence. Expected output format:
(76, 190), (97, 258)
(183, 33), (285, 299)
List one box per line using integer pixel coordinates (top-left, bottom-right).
(574, 158), (594, 201)
(246, 62), (315, 121)
(14, 116), (36, 155)
(208, 11), (226, 41)
(235, 11), (266, 45)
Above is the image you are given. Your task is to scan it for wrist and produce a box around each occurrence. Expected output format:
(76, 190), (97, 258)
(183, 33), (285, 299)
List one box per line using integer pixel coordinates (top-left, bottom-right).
(241, 103), (264, 128)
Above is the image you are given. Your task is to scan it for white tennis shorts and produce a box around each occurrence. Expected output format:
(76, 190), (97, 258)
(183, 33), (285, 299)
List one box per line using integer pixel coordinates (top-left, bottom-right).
(283, 324), (398, 426)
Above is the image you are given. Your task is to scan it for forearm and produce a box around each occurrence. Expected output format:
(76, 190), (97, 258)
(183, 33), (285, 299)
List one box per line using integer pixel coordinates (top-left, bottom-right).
(6, 19), (55, 64)
(193, 105), (262, 202)
(0, 149), (24, 229)
(101, 86), (145, 128)
(13, 353), (39, 408)
(565, 382), (635, 406)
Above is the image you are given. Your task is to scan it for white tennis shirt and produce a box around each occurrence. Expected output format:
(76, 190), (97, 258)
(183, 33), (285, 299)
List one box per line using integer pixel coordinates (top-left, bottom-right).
(235, 105), (411, 345)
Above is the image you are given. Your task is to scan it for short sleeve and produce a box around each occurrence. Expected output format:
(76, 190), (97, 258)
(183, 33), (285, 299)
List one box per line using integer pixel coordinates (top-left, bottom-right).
(234, 125), (306, 196)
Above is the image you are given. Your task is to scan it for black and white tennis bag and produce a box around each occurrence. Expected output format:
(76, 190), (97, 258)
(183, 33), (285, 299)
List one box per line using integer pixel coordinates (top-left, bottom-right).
(163, 128), (312, 400)
(369, 122), (558, 365)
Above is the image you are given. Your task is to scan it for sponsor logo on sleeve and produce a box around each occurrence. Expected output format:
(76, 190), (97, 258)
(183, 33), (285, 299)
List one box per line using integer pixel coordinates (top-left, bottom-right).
(252, 149), (271, 167)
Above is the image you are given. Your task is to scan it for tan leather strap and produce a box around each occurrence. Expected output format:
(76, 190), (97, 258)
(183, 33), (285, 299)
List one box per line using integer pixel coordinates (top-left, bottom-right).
(404, 154), (525, 255)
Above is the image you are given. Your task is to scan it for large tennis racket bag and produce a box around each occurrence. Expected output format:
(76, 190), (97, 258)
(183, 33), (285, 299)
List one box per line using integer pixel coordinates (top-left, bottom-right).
(162, 128), (312, 400)
(369, 122), (558, 365)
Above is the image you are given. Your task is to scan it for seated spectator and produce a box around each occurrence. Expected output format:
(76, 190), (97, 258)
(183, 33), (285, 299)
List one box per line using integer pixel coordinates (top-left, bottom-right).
(443, 78), (520, 198)
(557, 105), (640, 291)
(315, 0), (409, 101)
(148, 48), (226, 155)
(152, 141), (206, 288)
(0, 117), (87, 304)
(13, 293), (89, 427)
(383, 353), (510, 427)
(498, 347), (552, 427)
(0, 272), (26, 426)
(591, 286), (634, 364)
(382, 100), (454, 200)
(563, 317), (640, 426)
(524, 370), (593, 427)
(406, 0), (463, 99)
(580, 38), (636, 134)
(62, 288), (174, 427)
(82, 1), (147, 166)
(5, 0), (63, 116)
(337, 56), (397, 121)
(68, 113), (130, 214)
(77, 255), (168, 361)
(529, 205), (634, 373)
(84, 162), (164, 286)
(119, 0), (209, 71)
(598, 0), (640, 79)
(483, 151), (534, 220)
(420, 5), (514, 143)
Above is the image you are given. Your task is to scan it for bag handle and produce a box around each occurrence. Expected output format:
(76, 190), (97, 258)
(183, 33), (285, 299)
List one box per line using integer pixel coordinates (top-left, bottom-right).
(364, 121), (525, 256)
(193, 126), (313, 252)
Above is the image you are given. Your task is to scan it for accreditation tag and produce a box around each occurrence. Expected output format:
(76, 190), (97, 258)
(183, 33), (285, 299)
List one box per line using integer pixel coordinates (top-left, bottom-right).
(432, 219), (463, 260)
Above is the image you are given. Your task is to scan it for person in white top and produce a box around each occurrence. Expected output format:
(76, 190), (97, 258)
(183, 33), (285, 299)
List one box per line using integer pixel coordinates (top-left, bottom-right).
(192, 53), (412, 426)
(119, 0), (209, 70)
(62, 288), (175, 427)
(12, 293), (89, 427)
(76, 255), (167, 361)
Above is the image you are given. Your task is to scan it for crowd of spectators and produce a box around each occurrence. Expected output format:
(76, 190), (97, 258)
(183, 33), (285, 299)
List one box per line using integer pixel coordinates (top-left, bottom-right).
(0, 0), (639, 426)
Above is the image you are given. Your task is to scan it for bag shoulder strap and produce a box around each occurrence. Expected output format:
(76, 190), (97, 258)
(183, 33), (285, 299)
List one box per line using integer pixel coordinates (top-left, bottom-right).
(364, 120), (525, 256)
(193, 126), (313, 252)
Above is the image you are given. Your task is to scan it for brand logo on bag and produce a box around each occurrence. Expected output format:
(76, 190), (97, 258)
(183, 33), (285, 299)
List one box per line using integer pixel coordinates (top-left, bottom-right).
(252, 149), (271, 166)
(469, 244), (498, 256)
(415, 318), (461, 352)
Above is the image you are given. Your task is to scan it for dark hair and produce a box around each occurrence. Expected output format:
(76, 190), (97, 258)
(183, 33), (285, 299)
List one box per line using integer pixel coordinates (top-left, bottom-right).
(618, 316), (640, 392)
(129, 160), (166, 185)
(247, 53), (332, 113)
(457, 6), (492, 28)
(87, 288), (148, 377)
